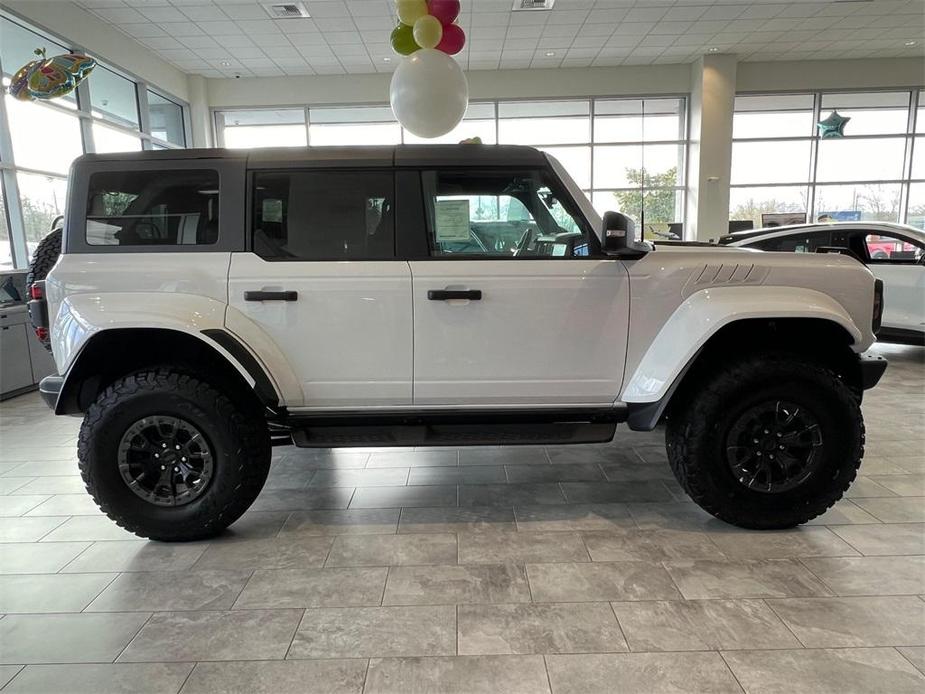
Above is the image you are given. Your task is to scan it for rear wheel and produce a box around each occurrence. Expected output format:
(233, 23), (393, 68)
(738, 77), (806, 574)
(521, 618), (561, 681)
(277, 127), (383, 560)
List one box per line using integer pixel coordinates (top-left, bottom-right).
(78, 368), (271, 541)
(666, 353), (864, 529)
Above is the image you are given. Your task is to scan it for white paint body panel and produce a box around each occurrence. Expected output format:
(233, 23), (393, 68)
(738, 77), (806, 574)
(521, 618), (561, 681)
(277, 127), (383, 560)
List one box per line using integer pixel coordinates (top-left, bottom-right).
(410, 259), (630, 406)
(228, 254), (413, 408)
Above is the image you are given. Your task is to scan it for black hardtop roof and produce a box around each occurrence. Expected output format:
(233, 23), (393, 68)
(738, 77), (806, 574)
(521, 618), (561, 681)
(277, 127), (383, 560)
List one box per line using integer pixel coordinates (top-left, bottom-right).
(73, 144), (548, 169)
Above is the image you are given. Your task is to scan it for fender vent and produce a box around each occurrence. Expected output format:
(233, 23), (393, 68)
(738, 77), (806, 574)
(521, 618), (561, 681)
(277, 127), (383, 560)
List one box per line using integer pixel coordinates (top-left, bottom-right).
(683, 263), (770, 297)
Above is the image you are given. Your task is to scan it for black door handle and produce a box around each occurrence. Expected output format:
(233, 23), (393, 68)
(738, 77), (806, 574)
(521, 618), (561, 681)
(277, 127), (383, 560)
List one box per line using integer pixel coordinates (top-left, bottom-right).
(427, 289), (482, 301)
(244, 290), (298, 302)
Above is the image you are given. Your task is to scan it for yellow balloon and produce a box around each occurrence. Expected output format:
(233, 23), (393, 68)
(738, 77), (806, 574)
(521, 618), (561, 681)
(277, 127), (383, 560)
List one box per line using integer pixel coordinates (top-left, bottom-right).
(397, 0), (428, 26)
(413, 15), (443, 50)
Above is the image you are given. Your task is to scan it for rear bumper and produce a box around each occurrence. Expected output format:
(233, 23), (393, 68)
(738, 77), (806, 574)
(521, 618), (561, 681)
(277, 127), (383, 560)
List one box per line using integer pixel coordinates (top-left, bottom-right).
(858, 354), (888, 390)
(38, 375), (63, 410)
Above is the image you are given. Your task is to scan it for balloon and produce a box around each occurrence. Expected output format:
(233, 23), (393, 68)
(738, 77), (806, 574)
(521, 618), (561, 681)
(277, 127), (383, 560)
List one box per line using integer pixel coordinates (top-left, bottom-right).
(9, 48), (95, 101)
(413, 14), (443, 49)
(436, 23), (465, 55)
(428, 0), (460, 25)
(390, 48), (469, 138)
(390, 24), (419, 56)
(397, 0), (428, 26)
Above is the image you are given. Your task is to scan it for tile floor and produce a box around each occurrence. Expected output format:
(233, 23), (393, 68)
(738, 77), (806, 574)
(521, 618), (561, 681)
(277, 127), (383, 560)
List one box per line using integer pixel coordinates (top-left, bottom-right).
(0, 343), (922, 693)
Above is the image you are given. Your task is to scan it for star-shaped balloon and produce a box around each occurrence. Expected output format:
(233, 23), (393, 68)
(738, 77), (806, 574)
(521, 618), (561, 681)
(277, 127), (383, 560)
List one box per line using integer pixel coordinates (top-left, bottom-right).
(817, 110), (850, 139)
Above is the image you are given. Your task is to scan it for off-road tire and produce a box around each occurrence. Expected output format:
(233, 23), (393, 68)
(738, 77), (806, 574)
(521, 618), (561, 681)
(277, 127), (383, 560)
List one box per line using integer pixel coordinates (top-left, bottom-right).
(666, 353), (864, 529)
(78, 368), (271, 541)
(25, 228), (62, 351)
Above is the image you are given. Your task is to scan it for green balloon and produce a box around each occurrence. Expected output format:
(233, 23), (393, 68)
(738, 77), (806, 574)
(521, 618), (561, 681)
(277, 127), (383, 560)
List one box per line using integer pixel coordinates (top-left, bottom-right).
(390, 23), (419, 56)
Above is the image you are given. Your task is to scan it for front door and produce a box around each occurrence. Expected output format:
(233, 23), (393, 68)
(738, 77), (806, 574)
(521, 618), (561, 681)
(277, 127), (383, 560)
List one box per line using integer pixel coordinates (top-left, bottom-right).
(408, 167), (630, 406)
(862, 231), (925, 333)
(228, 169), (413, 408)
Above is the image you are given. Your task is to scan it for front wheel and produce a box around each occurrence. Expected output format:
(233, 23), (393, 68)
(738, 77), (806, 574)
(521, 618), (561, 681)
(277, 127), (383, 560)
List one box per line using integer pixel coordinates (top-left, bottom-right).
(666, 354), (864, 529)
(78, 369), (271, 541)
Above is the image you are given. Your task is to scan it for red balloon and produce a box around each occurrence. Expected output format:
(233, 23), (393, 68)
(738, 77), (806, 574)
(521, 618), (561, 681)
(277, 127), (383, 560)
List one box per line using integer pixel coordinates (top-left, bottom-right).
(436, 23), (466, 55)
(428, 0), (460, 25)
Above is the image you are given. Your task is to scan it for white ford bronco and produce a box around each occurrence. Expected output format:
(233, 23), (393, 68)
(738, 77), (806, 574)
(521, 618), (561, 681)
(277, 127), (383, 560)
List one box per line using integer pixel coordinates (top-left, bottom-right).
(27, 145), (887, 541)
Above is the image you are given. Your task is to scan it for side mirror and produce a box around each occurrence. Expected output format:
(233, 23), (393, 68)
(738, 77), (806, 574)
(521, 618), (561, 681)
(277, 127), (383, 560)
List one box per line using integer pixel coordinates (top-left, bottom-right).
(602, 211), (649, 259)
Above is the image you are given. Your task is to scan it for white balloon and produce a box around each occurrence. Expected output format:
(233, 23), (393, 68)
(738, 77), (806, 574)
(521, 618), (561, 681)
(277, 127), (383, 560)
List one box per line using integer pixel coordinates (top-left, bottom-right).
(390, 49), (469, 139)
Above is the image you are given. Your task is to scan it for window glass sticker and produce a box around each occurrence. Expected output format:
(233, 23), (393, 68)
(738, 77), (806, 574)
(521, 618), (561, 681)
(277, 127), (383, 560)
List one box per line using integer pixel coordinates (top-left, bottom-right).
(435, 199), (471, 242)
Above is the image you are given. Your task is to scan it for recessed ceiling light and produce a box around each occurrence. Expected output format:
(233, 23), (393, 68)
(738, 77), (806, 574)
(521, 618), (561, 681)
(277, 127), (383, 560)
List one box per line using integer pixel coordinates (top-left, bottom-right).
(383, 57), (392, 62)
(707, 47), (720, 53)
(545, 51), (556, 57)
(905, 40), (917, 46)
(220, 60), (231, 67)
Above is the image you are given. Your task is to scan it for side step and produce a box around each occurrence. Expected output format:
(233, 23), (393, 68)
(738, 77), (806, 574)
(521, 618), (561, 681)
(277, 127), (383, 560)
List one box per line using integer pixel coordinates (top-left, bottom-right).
(286, 407), (624, 448)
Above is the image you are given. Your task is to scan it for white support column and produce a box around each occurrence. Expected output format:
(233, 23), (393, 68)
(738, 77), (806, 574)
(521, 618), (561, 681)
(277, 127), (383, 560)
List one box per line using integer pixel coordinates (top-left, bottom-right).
(685, 54), (737, 241)
(187, 74), (213, 149)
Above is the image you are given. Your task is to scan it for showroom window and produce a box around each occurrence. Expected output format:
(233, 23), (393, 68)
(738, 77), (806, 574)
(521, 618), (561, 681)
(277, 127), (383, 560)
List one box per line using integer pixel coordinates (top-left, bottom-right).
(0, 12), (190, 269)
(730, 90), (923, 230)
(215, 96), (688, 239)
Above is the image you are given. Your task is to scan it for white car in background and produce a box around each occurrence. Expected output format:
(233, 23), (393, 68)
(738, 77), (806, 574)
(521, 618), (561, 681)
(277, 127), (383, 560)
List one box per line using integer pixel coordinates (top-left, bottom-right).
(720, 222), (925, 345)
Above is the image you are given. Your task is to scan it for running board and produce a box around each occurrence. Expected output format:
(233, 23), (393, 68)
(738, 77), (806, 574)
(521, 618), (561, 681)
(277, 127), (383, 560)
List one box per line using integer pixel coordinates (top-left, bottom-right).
(286, 407), (624, 448)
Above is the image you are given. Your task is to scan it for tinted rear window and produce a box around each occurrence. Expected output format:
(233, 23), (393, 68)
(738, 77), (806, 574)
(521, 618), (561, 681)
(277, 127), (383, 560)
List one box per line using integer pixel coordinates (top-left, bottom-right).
(86, 170), (219, 246)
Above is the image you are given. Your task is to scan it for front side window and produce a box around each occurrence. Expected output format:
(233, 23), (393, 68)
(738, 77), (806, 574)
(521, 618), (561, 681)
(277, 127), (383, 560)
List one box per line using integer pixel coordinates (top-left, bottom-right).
(253, 171), (394, 260)
(423, 169), (590, 258)
(865, 233), (925, 263)
(86, 170), (219, 246)
(753, 230), (831, 253)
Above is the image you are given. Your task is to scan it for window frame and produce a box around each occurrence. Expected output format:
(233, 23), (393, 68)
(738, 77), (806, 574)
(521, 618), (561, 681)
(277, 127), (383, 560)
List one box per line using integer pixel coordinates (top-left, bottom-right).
(66, 159), (245, 254)
(247, 167), (398, 262)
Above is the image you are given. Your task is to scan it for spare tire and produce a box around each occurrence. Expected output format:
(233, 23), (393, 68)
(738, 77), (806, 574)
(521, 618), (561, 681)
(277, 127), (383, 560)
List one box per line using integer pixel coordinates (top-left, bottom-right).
(26, 227), (62, 351)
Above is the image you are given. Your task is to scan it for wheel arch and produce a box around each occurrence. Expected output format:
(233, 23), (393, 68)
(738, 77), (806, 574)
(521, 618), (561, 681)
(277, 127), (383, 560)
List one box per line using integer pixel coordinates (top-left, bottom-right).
(55, 327), (279, 415)
(625, 316), (862, 431)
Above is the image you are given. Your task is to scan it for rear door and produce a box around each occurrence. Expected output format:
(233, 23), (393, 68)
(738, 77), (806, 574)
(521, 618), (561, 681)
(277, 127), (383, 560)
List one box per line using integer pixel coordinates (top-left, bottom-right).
(405, 167), (629, 407)
(228, 168), (413, 408)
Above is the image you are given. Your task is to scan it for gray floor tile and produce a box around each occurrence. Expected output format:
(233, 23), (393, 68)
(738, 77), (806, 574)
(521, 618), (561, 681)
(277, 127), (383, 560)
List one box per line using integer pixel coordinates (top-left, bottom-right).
(0, 495), (50, 517)
(802, 555), (925, 595)
(0, 478), (35, 495)
(459, 448), (547, 466)
(545, 447), (610, 464)
(87, 570), (252, 612)
(583, 529), (722, 561)
(384, 564), (531, 605)
(854, 497), (925, 523)
(288, 605), (455, 658)
(663, 558), (833, 599)
(612, 599), (801, 652)
(625, 502), (726, 531)
(767, 596), (925, 647)
(599, 462), (676, 482)
(545, 652), (741, 694)
(193, 536), (333, 570)
(0, 613), (151, 664)
(367, 451), (457, 468)
(24, 494), (102, 516)
(868, 474), (925, 496)
(308, 468), (409, 487)
(526, 561), (681, 602)
(326, 533), (457, 566)
(62, 540), (208, 573)
(458, 483), (565, 507)
(898, 646), (925, 675)
(276, 450), (369, 469)
(804, 500), (883, 525)
(349, 485), (457, 509)
(408, 466), (506, 485)
(3, 663), (194, 694)
(514, 504), (634, 532)
(0, 666), (22, 689)
(0, 573), (117, 613)
(458, 602), (627, 655)
(560, 481), (674, 504)
(364, 655), (550, 694)
(279, 509), (400, 536)
(723, 648), (925, 694)
(458, 531), (589, 564)
(398, 506), (515, 533)
(0, 541), (89, 574)
(830, 523), (925, 555)
(10, 476), (86, 495)
(504, 464), (604, 483)
(247, 488), (354, 512)
(845, 476), (898, 498)
(707, 526), (860, 558)
(179, 660), (367, 694)
(39, 516), (139, 542)
(118, 609), (303, 662)
(3, 461), (79, 477)
(219, 511), (291, 541)
(234, 567), (387, 609)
